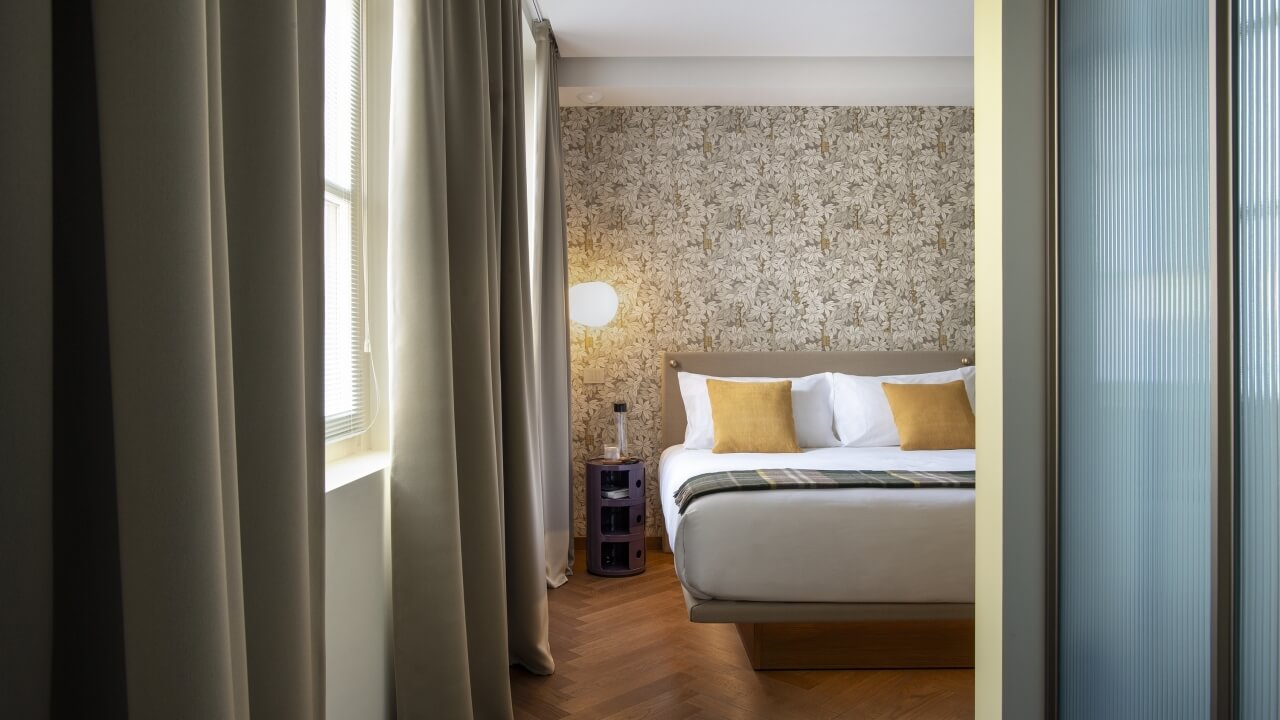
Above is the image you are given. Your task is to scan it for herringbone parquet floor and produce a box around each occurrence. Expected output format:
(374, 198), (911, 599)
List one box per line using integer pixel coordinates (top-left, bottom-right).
(511, 545), (975, 720)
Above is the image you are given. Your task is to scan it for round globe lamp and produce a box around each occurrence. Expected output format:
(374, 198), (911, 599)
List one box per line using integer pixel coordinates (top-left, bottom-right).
(568, 282), (618, 328)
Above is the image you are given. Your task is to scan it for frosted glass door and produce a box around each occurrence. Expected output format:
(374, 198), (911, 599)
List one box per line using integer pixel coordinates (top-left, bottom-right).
(1058, 0), (1213, 717)
(1237, 0), (1280, 715)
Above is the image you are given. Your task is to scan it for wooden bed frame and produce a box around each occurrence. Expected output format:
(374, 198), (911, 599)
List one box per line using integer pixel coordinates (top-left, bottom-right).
(660, 350), (976, 670)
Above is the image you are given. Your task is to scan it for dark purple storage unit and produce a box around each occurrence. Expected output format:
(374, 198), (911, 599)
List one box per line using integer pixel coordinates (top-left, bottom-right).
(585, 459), (646, 577)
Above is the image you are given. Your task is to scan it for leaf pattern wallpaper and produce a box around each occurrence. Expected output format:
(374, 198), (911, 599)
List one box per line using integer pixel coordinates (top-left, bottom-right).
(562, 106), (975, 537)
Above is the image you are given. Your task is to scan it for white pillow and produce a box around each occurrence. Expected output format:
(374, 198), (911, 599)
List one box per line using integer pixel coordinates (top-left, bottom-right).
(832, 367), (977, 448)
(677, 372), (839, 449)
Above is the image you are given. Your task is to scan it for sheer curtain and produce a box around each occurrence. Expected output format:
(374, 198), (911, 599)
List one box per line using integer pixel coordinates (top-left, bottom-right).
(388, 0), (555, 717)
(2, 0), (326, 717)
(529, 19), (575, 589)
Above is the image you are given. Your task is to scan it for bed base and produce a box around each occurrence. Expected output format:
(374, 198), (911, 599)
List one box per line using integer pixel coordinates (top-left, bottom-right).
(683, 589), (974, 670)
(735, 619), (974, 670)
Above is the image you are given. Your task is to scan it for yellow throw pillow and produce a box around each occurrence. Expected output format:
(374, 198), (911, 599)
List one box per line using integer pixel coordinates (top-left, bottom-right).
(706, 380), (802, 454)
(881, 380), (976, 451)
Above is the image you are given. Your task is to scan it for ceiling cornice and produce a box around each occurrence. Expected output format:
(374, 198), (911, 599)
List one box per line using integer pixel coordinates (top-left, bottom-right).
(559, 56), (973, 107)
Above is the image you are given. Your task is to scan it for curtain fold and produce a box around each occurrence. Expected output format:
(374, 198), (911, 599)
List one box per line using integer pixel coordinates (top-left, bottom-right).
(2, 0), (326, 717)
(388, 0), (554, 717)
(0, 1), (52, 717)
(529, 20), (575, 589)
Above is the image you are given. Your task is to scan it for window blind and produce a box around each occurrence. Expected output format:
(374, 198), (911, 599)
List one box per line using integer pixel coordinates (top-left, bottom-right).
(323, 0), (367, 440)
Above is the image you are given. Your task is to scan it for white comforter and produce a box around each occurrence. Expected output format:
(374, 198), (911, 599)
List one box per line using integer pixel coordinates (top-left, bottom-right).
(660, 445), (976, 603)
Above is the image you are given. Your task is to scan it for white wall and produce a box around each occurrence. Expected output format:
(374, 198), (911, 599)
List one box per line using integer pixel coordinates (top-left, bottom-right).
(325, 470), (392, 720)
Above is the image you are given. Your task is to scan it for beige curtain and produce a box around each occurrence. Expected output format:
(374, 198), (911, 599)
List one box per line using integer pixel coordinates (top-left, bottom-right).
(0, 2), (52, 717)
(1, 1), (325, 717)
(388, 0), (555, 718)
(530, 20), (574, 588)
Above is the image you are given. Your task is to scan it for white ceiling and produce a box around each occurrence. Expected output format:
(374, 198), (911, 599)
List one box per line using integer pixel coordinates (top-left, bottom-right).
(537, 0), (973, 58)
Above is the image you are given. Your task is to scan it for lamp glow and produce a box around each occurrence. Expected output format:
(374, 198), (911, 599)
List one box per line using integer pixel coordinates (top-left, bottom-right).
(568, 282), (618, 327)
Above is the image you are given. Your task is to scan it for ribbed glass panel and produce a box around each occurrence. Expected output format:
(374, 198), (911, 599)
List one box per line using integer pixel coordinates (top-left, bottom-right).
(1059, 0), (1212, 716)
(1237, 0), (1280, 715)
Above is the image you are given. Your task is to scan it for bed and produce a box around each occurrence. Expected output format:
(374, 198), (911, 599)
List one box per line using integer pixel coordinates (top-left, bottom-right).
(659, 350), (976, 669)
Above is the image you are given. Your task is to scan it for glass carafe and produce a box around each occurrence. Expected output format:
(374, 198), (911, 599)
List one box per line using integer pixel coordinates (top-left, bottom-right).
(613, 402), (628, 458)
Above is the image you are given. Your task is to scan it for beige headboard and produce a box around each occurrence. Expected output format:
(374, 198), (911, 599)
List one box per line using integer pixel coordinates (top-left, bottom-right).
(660, 351), (974, 449)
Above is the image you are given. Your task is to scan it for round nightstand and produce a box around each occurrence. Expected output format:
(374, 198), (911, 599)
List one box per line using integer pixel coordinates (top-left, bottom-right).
(585, 459), (646, 576)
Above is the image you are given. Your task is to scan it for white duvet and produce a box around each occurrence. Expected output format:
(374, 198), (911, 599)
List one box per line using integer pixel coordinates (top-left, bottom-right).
(660, 445), (976, 603)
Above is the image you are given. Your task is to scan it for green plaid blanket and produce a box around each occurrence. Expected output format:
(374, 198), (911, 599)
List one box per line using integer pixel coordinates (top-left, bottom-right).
(673, 468), (976, 513)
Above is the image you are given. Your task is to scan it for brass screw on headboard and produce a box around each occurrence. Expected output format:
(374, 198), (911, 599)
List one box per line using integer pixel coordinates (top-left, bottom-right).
(961, 357), (973, 366)
(669, 359), (681, 369)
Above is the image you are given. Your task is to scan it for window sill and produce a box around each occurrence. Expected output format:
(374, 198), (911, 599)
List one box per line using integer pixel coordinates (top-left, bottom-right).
(325, 450), (390, 494)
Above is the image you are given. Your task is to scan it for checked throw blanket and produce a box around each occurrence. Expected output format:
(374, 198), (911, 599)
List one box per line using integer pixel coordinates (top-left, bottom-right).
(673, 468), (976, 514)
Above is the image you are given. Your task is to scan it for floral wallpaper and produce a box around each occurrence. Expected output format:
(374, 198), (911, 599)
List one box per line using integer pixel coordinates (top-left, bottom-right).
(562, 106), (975, 537)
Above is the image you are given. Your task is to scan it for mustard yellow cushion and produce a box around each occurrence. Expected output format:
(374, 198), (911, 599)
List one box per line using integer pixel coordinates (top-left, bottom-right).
(706, 380), (802, 454)
(881, 380), (976, 451)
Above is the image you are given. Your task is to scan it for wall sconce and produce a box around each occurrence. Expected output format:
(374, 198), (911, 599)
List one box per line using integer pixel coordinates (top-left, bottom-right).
(568, 281), (618, 328)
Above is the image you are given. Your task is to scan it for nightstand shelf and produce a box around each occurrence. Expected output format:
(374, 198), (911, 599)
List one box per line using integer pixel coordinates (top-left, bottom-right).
(585, 459), (646, 576)
(597, 497), (643, 508)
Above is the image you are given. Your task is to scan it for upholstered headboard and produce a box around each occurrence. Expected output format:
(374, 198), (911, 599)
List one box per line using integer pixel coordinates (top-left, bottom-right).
(660, 351), (974, 449)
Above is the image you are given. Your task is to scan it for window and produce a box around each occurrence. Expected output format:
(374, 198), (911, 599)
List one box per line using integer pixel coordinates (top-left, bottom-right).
(324, 0), (367, 441)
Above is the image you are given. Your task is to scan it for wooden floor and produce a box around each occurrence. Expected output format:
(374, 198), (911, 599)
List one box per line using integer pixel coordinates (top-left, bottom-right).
(511, 547), (974, 720)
